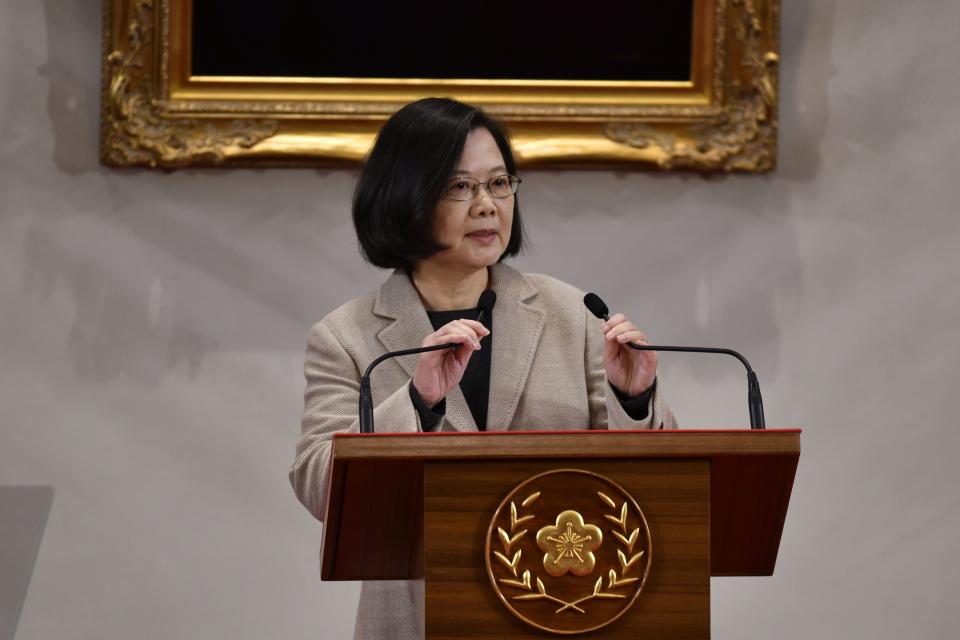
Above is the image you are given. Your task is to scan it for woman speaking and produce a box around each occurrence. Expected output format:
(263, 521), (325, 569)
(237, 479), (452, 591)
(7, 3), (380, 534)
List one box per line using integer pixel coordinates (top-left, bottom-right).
(290, 97), (676, 638)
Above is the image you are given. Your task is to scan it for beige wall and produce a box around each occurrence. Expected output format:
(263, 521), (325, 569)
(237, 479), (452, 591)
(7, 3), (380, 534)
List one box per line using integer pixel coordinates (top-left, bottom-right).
(2, 1), (959, 638)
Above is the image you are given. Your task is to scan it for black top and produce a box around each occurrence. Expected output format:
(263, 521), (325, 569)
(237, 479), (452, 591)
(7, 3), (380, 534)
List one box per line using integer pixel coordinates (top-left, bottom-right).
(408, 305), (654, 431)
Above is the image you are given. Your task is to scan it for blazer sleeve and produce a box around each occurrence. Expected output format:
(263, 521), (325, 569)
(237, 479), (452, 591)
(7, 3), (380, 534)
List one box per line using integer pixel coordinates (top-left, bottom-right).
(289, 320), (424, 522)
(583, 306), (678, 430)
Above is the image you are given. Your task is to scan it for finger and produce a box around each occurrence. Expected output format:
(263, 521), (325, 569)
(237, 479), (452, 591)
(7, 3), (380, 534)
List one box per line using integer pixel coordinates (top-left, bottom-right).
(613, 330), (650, 345)
(434, 320), (480, 345)
(448, 324), (486, 348)
(433, 321), (475, 339)
(606, 321), (645, 342)
(424, 331), (479, 350)
(452, 319), (491, 337)
(445, 332), (481, 350)
(603, 330), (621, 363)
(449, 320), (482, 342)
(601, 313), (627, 334)
(452, 341), (476, 368)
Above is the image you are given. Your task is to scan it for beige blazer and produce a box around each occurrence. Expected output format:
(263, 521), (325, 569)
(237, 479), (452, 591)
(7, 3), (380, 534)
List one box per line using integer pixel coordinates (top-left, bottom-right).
(290, 264), (676, 639)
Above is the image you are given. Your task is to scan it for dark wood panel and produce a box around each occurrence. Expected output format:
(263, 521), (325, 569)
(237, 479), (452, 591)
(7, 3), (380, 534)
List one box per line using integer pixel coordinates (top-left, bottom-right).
(711, 454), (799, 575)
(322, 459), (423, 580)
(424, 459), (710, 639)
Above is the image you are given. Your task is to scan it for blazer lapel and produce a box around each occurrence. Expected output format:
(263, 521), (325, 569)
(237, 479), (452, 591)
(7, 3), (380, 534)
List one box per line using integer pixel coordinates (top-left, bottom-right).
(486, 265), (545, 432)
(374, 270), (478, 433)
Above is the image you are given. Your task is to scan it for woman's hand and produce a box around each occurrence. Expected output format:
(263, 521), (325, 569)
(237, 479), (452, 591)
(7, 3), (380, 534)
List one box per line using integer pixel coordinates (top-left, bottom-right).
(412, 319), (490, 407)
(601, 313), (658, 397)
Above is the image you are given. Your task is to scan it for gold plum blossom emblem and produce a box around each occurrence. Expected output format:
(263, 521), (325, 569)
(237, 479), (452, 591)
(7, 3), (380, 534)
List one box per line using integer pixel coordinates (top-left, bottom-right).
(485, 469), (652, 635)
(537, 511), (603, 577)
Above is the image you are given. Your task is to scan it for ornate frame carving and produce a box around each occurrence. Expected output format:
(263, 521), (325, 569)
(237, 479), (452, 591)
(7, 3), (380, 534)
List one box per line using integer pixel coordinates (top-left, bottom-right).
(100, 0), (779, 171)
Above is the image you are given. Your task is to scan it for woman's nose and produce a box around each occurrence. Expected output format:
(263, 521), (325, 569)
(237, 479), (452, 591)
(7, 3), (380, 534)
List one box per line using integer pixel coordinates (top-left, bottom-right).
(470, 194), (498, 217)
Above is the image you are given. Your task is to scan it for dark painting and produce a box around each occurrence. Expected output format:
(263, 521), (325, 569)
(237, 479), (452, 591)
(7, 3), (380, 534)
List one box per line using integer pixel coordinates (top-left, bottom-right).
(192, 1), (694, 82)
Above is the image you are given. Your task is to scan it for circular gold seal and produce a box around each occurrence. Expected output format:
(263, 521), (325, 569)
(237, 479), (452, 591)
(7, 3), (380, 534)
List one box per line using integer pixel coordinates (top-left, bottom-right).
(484, 469), (652, 635)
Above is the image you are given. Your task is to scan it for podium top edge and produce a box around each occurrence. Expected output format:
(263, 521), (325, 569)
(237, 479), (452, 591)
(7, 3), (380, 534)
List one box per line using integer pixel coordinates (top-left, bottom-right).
(337, 428), (802, 439)
(331, 429), (801, 460)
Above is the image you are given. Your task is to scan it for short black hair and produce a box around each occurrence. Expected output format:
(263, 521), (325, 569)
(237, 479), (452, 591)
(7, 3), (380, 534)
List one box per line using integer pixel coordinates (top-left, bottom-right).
(352, 97), (526, 271)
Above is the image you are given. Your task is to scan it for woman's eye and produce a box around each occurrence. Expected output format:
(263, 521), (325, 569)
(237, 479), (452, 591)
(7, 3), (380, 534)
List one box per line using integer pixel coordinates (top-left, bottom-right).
(452, 181), (469, 191)
(491, 177), (506, 187)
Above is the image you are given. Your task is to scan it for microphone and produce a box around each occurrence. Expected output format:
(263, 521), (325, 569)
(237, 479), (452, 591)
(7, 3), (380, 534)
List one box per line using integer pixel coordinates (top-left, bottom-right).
(359, 289), (497, 434)
(475, 289), (497, 325)
(583, 292), (766, 430)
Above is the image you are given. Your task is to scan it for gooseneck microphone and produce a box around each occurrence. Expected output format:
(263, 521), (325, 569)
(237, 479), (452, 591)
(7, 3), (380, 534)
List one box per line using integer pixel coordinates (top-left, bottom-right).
(475, 289), (496, 325)
(583, 292), (766, 430)
(359, 290), (497, 434)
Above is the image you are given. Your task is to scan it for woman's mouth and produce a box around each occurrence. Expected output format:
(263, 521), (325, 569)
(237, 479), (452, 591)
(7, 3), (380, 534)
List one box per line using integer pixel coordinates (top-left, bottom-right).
(466, 229), (498, 244)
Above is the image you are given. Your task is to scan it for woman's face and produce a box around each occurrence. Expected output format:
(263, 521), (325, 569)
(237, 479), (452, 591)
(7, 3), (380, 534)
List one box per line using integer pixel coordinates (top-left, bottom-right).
(425, 128), (514, 276)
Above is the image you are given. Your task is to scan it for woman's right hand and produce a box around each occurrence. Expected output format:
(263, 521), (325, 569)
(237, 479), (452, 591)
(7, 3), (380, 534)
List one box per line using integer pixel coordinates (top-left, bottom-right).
(412, 319), (490, 407)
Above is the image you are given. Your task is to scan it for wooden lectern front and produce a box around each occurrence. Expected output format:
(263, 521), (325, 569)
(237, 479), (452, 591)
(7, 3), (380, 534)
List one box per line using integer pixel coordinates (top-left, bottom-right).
(321, 429), (800, 638)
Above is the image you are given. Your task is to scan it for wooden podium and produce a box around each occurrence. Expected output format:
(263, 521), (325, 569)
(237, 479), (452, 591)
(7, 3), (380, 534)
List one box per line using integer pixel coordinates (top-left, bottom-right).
(321, 429), (800, 638)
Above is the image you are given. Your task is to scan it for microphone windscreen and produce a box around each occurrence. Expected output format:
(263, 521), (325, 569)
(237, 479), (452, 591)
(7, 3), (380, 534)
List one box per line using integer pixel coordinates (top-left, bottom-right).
(583, 292), (609, 319)
(478, 289), (497, 315)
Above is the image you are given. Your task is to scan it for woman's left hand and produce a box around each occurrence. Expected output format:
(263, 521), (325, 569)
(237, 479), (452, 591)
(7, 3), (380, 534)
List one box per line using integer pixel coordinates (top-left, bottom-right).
(601, 313), (658, 397)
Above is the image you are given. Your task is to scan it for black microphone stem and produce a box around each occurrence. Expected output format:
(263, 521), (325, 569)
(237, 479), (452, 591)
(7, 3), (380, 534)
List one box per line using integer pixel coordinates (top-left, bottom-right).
(358, 344), (455, 434)
(589, 298), (765, 430)
(620, 343), (765, 430)
(359, 290), (496, 434)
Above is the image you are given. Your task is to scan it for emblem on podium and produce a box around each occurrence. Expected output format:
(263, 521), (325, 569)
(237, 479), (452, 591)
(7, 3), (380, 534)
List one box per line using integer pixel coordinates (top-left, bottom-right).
(485, 469), (652, 635)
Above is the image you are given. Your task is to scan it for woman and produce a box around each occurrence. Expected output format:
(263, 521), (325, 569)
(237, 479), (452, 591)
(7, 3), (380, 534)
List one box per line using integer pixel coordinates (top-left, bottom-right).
(290, 97), (676, 639)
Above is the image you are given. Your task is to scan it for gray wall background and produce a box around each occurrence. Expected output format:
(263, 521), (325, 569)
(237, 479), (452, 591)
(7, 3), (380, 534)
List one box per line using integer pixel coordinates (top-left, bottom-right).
(2, 1), (958, 638)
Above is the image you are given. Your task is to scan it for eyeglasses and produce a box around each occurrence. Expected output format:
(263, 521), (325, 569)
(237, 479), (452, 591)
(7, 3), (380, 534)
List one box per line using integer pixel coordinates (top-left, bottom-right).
(443, 174), (521, 201)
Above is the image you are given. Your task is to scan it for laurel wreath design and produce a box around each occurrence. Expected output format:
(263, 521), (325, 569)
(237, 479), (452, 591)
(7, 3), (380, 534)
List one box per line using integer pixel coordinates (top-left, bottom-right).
(493, 489), (646, 615)
(597, 491), (646, 590)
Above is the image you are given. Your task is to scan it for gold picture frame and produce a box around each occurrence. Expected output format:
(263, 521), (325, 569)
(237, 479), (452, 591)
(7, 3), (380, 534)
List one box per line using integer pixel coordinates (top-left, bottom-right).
(100, 0), (779, 171)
